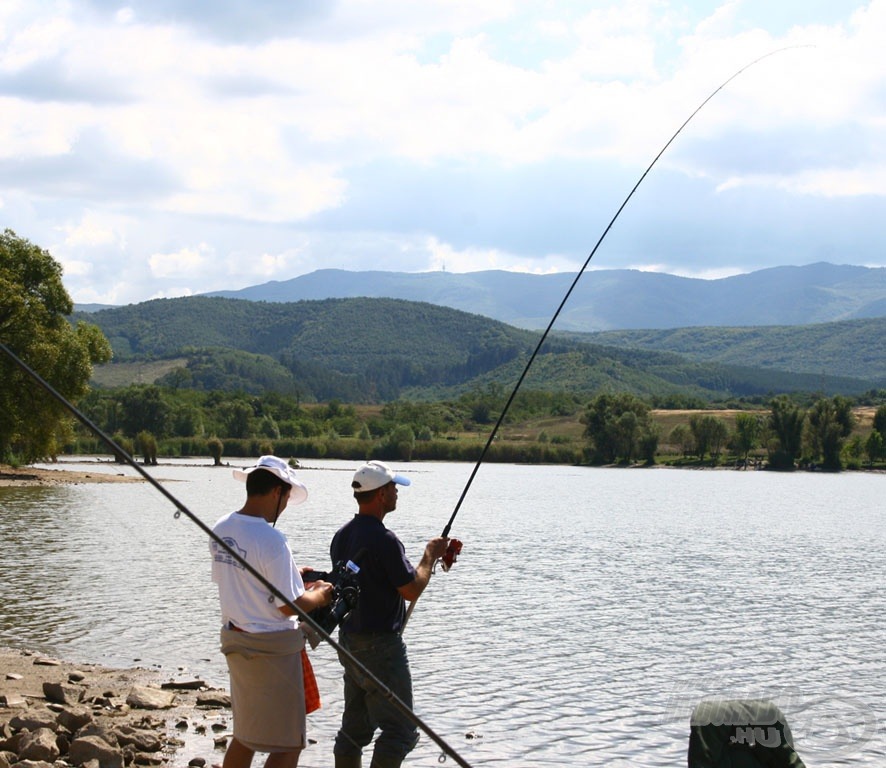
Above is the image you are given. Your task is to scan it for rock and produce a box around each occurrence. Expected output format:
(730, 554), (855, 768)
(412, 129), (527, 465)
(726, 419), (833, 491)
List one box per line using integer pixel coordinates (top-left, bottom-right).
(55, 733), (70, 755)
(32, 659), (60, 667)
(8, 712), (56, 733)
(196, 692), (230, 708)
(1, 648), (232, 768)
(17, 728), (59, 762)
(42, 682), (83, 706)
(76, 724), (118, 747)
(111, 725), (162, 753)
(160, 680), (205, 691)
(0, 734), (21, 755)
(56, 707), (94, 733)
(188, 758), (206, 767)
(68, 735), (124, 768)
(132, 754), (163, 765)
(125, 688), (176, 711)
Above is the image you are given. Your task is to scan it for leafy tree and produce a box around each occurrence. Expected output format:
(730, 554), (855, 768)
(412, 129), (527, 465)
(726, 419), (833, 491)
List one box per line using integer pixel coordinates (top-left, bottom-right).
(767, 396), (806, 469)
(258, 414), (281, 440)
(0, 229), (111, 462)
(111, 432), (134, 464)
(583, 393), (656, 464)
(136, 430), (159, 465)
(370, 424), (416, 461)
(169, 402), (204, 437)
(669, 424), (694, 457)
(118, 385), (171, 438)
(219, 400), (254, 439)
(805, 395), (854, 470)
(207, 436), (224, 466)
(689, 414), (728, 463)
(733, 412), (764, 465)
(637, 423), (660, 464)
(865, 430), (884, 467)
(873, 404), (886, 436)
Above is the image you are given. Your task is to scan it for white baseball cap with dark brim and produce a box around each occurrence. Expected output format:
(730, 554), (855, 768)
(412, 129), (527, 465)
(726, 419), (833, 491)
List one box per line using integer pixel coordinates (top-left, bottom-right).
(234, 455), (308, 506)
(352, 460), (411, 492)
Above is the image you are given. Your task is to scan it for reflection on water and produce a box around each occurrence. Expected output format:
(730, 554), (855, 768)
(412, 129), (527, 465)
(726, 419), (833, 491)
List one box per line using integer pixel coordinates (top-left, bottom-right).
(1, 459), (884, 766)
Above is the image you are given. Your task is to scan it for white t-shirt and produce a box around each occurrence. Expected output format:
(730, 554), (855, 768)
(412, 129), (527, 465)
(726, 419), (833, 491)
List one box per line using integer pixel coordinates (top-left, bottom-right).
(210, 511), (306, 633)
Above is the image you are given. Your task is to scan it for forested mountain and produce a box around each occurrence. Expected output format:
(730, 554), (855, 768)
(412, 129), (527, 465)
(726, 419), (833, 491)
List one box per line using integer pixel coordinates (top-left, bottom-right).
(74, 296), (880, 403)
(577, 317), (886, 383)
(199, 262), (886, 332)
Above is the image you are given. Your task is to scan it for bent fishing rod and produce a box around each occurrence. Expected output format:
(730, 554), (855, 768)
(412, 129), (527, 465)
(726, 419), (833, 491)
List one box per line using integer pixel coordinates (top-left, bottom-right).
(0, 340), (474, 768)
(405, 46), (805, 627)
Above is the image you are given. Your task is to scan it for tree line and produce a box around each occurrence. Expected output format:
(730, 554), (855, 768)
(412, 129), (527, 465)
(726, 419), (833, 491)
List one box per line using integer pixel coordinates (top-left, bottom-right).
(61, 384), (886, 473)
(583, 392), (886, 471)
(3, 228), (886, 472)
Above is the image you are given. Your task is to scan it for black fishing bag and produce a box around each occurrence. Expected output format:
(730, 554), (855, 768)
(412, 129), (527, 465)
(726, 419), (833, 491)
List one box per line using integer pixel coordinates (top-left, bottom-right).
(688, 699), (806, 768)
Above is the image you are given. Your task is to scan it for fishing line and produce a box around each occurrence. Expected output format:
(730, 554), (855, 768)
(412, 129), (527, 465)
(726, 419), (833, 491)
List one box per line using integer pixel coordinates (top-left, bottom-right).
(440, 46), (805, 541)
(0, 340), (474, 768)
(408, 45), (806, 632)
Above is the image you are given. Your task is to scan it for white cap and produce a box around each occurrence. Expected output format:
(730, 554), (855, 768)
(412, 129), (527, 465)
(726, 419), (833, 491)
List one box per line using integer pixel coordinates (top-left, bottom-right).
(233, 455), (308, 506)
(351, 460), (411, 493)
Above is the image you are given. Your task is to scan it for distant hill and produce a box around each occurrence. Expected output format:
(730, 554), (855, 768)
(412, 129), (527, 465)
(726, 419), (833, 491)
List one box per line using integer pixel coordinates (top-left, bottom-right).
(573, 317), (886, 383)
(199, 262), (886, 331)
(75, 295), (880, 403)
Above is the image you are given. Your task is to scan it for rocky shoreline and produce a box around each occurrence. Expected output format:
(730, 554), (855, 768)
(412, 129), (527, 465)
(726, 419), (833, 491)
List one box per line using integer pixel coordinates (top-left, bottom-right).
(0, 647), (231, 768)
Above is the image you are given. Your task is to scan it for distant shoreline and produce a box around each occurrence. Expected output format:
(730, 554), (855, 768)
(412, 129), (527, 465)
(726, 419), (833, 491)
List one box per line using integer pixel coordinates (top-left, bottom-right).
(0, 463), (143, 487)
(2, 458), (882, 488)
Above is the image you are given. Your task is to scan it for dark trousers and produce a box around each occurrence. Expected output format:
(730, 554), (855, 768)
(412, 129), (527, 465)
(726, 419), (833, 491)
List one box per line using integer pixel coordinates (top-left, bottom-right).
(334, 632), (419, 765)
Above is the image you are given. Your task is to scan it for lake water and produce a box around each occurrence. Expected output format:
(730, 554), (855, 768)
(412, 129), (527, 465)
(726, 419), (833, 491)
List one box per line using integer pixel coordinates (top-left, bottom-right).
(1, 458), (884, 767)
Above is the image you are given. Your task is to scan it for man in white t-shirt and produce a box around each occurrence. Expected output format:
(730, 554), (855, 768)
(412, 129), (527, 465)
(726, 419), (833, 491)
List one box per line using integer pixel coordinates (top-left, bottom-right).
(211, 455), (333, 768)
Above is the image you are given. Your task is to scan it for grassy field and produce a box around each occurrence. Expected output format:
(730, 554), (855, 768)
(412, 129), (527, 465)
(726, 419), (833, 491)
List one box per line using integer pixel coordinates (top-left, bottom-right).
(92, 358), (189, 387)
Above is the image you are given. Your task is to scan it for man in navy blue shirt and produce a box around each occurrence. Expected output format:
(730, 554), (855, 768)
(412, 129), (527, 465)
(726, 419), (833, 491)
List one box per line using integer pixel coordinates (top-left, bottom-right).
(331, 460), (448, 768)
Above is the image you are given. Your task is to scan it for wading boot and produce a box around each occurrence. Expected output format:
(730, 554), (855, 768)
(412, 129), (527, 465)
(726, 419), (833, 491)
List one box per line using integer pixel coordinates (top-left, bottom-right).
(334, 754), (362, 768)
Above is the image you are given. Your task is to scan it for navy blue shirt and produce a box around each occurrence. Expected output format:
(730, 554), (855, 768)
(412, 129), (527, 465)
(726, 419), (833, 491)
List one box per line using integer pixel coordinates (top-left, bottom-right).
(330, 514), (416, 634)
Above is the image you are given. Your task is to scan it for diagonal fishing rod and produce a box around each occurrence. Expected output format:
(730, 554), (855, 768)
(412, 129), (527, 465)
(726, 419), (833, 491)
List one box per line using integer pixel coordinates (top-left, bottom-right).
(0, 340), (474, 768)
(406, 46), (805, 631)
(440, 46), (803, 541)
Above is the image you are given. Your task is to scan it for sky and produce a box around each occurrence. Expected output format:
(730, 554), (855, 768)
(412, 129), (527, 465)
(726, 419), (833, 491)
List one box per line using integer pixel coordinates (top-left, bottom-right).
(1, 1), (884, 306)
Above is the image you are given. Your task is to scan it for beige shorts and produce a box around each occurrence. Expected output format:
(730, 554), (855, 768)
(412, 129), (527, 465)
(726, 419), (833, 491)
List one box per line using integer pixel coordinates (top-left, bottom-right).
(221, 626), (306, 753)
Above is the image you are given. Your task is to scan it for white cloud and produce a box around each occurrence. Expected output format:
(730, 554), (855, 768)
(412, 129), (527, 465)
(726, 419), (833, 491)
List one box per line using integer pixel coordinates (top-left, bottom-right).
(59, 212), (124, 247)
(424, 235), (581, 274)
(0, 0), (883, 306)
(149, 243), (214, 279)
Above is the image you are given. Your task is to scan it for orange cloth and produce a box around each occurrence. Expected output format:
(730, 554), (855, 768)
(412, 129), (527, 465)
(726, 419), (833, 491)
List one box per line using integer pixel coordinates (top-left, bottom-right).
(302, 648), (321, 713)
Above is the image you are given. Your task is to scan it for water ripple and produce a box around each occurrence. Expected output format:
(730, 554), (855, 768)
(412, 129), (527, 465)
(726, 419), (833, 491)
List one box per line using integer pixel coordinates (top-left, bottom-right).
(2, 461), (884, 765)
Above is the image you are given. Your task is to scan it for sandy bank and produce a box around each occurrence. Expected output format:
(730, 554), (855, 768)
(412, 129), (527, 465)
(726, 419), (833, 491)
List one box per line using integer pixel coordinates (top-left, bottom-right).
(0, 464), (144, 487)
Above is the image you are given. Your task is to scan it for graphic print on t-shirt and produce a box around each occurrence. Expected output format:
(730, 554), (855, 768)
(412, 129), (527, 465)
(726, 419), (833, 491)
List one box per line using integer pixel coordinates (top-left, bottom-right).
(212, 536), (247, 569)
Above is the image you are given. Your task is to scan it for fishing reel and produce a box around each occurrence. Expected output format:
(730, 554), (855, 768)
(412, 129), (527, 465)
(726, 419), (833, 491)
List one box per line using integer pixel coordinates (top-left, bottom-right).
(438, 538), (463, 572)
(302, 559), (361, 633)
